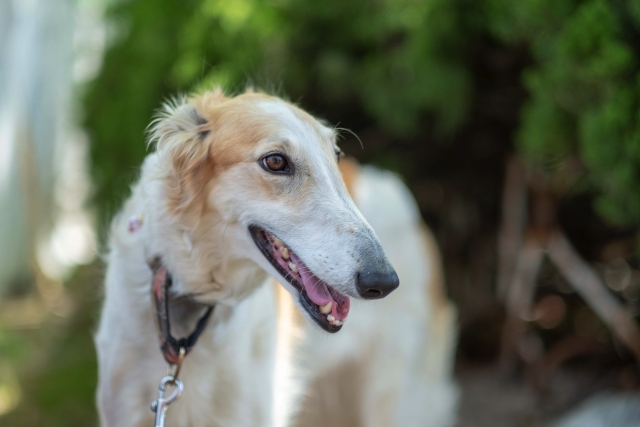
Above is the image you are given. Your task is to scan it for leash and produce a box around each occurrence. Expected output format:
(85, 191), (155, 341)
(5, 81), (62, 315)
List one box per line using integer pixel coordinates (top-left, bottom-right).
(148, 257), (214, 427)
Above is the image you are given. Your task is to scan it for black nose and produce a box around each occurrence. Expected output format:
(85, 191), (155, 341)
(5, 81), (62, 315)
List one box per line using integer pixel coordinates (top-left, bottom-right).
(356, 269), (399, 299)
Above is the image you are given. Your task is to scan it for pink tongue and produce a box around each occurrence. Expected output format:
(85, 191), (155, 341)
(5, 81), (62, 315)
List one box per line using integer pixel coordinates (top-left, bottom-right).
(289, 253), (333, 306)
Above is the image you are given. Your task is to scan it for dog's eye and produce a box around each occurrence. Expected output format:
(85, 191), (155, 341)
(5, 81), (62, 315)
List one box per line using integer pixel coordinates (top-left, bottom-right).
(335, 150), (343, 162)
(262, 154), (289, 172)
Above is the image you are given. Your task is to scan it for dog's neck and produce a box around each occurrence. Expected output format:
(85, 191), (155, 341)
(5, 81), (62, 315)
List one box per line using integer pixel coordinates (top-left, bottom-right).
(140, 159), (267, 306)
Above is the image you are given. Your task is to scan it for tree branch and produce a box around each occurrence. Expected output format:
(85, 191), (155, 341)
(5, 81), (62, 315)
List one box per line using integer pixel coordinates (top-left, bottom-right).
(547, 231), (640, 362)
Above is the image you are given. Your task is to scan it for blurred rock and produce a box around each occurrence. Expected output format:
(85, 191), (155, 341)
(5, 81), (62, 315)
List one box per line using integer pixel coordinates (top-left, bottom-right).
(551, 393), (640, 427)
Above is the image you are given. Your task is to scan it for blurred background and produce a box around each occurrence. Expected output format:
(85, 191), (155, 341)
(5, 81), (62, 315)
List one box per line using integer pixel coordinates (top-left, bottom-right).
(1, 0), (640, 425)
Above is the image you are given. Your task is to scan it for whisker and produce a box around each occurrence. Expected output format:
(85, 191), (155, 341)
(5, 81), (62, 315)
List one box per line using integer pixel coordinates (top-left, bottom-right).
(334, 126), (364, 150)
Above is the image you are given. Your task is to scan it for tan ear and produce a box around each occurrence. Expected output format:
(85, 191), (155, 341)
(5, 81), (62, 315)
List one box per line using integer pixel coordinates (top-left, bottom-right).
(149, 96), (211, 173)
(149, 95), (218, 216)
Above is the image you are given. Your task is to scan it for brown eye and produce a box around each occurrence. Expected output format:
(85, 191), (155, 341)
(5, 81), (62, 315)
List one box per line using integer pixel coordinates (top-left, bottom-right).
(262, 154), (288, 172)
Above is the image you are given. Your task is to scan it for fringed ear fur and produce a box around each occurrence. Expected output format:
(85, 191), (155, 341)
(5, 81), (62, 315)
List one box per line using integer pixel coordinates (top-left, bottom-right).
(148, 96), (211, 174)
(148, 91), (225, 215)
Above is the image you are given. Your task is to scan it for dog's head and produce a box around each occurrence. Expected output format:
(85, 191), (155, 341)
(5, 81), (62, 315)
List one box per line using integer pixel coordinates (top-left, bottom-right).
(149, 88), (398, 332)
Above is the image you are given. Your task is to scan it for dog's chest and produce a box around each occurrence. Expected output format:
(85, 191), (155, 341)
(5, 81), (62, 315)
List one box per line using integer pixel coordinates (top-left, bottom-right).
(161, 284), (277, 427)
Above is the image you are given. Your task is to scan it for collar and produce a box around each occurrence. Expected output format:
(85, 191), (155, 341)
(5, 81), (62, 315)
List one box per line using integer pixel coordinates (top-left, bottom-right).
(149, 257), (215, 365)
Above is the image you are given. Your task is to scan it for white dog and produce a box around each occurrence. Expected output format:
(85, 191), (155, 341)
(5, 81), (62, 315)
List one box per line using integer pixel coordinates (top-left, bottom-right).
(95, 88), (399, 427)
(274, 158), (459, 427)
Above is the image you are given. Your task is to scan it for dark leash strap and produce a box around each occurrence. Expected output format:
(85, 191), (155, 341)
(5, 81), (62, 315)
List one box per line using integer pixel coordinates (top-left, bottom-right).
(149, 257), (214, 365)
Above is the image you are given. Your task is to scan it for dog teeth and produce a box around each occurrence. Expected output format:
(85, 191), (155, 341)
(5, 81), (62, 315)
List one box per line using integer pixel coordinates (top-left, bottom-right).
(272, 236), (284, 247)
(320, 302), (332, 314)
(280, 246), (289, 260)
(288, 262), (298, 273)
(326, 314), (343, 326)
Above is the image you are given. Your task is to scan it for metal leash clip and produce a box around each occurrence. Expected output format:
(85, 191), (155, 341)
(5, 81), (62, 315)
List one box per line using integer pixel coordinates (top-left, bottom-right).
(151, 347), (185, 427)
(151, 376), (183, 427)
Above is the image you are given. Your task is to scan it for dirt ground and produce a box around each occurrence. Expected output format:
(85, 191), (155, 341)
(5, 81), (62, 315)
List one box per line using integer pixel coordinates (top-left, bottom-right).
(458, 366), (538, 427)
(456, 363), (640, 427)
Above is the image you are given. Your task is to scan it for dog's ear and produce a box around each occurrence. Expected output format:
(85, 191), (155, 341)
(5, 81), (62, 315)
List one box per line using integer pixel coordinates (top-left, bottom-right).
(149, 96), (211, 174)
(149, 94), (222, 216)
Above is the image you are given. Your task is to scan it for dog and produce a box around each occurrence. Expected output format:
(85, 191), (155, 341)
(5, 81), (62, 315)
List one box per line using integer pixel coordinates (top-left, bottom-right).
(274, 158), (459, 427)
(95, 88), (399, 427)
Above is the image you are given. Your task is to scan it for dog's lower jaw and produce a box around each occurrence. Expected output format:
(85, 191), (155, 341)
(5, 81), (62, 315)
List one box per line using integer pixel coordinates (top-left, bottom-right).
(220, 258), (270, 304)
(184, 260), (268, 307)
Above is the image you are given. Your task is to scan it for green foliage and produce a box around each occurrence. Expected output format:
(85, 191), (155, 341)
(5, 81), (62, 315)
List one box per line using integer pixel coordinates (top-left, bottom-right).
(85, 0), (640, 228)
(487, 0), (640, 225)
(0, 265), (100, 427)
(85, 0), (199, 225)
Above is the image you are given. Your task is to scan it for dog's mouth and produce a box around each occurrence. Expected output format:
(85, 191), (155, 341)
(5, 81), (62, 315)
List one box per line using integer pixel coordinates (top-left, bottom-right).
(249, 226), (350, 333)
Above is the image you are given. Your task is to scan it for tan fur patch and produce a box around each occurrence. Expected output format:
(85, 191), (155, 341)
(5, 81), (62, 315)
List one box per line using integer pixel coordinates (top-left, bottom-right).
(165, 148), (216, 219)
(291, 358), (366, 427)
(338, 156), (360, 199)
(419, 223), (458, 381)
(419, 223), (449, 313)
(165, 92), (272, 216)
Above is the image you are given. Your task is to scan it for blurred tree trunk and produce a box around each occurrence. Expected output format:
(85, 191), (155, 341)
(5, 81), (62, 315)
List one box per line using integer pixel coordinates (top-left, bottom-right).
(0, 0), (75, 297)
